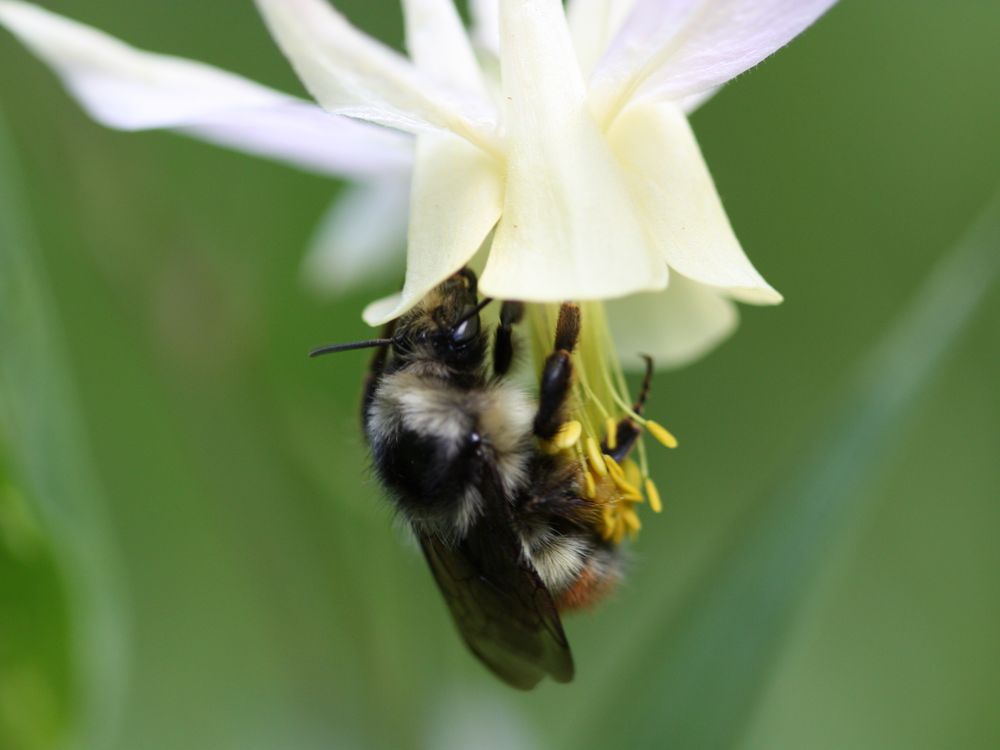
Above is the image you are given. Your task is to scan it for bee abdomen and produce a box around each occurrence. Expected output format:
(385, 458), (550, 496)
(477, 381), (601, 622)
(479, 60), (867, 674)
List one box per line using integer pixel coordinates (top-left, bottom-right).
(554, 554), (622, 611)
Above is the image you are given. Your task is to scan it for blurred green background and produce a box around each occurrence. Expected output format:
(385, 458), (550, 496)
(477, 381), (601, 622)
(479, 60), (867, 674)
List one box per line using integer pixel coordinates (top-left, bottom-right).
(1, 1), (999, 749)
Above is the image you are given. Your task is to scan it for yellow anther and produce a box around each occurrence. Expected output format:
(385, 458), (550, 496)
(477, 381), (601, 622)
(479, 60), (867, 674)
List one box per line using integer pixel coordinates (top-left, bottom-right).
(645, 478), (663, 513)
(553, 420), (582, 450)
(623, 459), (642, 490)
(604, 454), (625, 481)
(605, 417), (618, 450)
(645, 420), (678, 449)
(586, 437), (608, 477)
(583, 471), (596, 499)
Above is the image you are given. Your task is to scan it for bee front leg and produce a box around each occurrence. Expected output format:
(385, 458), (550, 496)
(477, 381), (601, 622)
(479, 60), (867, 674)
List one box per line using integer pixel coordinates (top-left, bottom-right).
(533, 304), (581, 440)
(493, 301), (525, 377)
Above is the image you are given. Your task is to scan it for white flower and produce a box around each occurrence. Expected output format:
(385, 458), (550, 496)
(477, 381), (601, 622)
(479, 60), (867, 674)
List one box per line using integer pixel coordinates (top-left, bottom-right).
(0, 0), (837, 367)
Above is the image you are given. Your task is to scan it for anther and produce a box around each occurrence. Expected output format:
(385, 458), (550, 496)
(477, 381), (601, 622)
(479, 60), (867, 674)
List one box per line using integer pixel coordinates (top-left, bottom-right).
(645, 420), (678, 449)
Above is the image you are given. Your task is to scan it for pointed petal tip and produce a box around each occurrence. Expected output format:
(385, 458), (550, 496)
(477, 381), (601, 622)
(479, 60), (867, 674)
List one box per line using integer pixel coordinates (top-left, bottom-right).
(362, 292), (407, 327)
(728, 284), (784, 306)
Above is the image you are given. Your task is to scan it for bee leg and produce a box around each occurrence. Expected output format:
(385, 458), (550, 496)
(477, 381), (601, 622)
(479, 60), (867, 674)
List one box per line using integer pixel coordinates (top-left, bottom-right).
(361, 319), (397, 428)
(493, 301), (525, 377)
(533, 303), (581, 440)
(602, 354), (654, 462)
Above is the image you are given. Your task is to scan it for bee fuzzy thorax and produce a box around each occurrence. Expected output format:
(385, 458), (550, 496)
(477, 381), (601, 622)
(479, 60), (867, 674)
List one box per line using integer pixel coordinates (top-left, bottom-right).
(367, 369), (535, 537)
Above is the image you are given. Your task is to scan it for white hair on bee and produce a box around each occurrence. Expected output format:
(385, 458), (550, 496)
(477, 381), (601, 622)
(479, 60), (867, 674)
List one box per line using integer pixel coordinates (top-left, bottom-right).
(526, 534), (591, 592)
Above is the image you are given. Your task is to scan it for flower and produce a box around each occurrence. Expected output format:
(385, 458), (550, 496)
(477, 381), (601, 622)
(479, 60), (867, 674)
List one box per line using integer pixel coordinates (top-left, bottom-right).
(1, 0), (838, 537)
(0, 0), (838, 369)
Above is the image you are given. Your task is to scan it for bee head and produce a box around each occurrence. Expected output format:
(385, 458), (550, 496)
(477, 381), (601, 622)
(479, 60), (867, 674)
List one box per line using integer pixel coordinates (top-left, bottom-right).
(308, 269), (491, 375)
(392, 271), (490, 373)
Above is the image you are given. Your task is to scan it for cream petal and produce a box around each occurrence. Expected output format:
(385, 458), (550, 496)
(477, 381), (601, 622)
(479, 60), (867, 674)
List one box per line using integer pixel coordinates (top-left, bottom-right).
(402, 0), (486, 96)
(480, 0), (666, 303)
(254, 0), (499, 152)
(302, 182), (411, 295)
(0, 1), (412, 178)
(363, 133), (503, 325)
(565, 0), (635, 76)
(608, 101), (781, 304)
(590, 0), (838, 125)
(607, 274), (739, 370)
(468, 0), (500, 57)
(679, 86), (719, 115)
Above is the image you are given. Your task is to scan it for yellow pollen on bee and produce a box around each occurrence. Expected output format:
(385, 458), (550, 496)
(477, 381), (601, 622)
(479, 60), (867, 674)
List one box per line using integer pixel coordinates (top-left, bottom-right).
(645, 478), (663, 513)
(604, 455), (642, 498)
(585, 437), (608, 477)
(645, 420), (678, 449)
(605, 417), (618, 450)
(553, 420), (582, 449)
(600, 504), (617, 540)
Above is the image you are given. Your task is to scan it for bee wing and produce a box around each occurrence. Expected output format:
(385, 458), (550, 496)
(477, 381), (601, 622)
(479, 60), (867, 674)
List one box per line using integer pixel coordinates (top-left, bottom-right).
(418, 496), (575, 690)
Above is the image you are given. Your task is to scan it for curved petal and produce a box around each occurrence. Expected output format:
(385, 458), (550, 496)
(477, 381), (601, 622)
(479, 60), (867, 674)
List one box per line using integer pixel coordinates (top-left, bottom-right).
(0, 1), (412, 178)
(566, 0), (635, 76)
(679, 86), (719, 115)
(608, 101), (781, 304)
(254, 0), (499, 153)
(589, 0), (838, 125)
(302, 181), (410, 295)
(363, 133), (503, 325)
(480, 0), (666, 303)
(402, 0), (486, 95)
(607, 274), (738, 370)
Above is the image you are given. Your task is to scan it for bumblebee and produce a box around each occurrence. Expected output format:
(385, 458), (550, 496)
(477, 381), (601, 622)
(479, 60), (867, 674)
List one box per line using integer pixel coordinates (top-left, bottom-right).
(311, 269), (654, 689)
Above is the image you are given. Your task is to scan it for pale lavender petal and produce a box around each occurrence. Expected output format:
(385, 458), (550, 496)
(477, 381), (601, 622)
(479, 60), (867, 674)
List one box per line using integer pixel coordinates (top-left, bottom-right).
(590, 0), (838, 124)
(0, 1), (412, 178)
(302, 181), (410, 294)
(255, 0), (499, 152)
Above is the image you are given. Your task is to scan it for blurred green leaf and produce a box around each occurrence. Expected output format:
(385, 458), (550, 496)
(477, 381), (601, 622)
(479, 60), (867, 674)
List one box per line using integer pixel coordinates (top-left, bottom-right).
(582, 193), (1000, 749)
(0, 112), (127, 750)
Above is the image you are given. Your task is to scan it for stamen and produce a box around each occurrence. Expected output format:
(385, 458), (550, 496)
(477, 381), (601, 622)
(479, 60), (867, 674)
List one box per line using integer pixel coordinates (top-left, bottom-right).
(604, 456), (642, 498)
(583, 471), (597, 500)
(623, 459), (643, 490)
(553, 420), (582, 450)
(605, 417), (618, 450)
(585, 437), (608, 477)
(645, 478), (663, 513)
(645, 420), (678, 449)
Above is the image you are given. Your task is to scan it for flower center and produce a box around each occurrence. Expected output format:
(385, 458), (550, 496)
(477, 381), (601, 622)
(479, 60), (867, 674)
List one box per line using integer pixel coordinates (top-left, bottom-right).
(525, 302), (676, 543)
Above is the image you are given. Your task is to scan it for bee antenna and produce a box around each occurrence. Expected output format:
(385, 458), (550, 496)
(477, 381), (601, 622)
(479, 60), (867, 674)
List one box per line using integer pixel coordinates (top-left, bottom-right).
(453, 297), (494, 330)
(309, 338), (395, 358)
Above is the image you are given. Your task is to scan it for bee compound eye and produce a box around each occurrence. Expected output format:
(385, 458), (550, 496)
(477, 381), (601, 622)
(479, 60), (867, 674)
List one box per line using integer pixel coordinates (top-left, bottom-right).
(451, 313), (480, 346)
